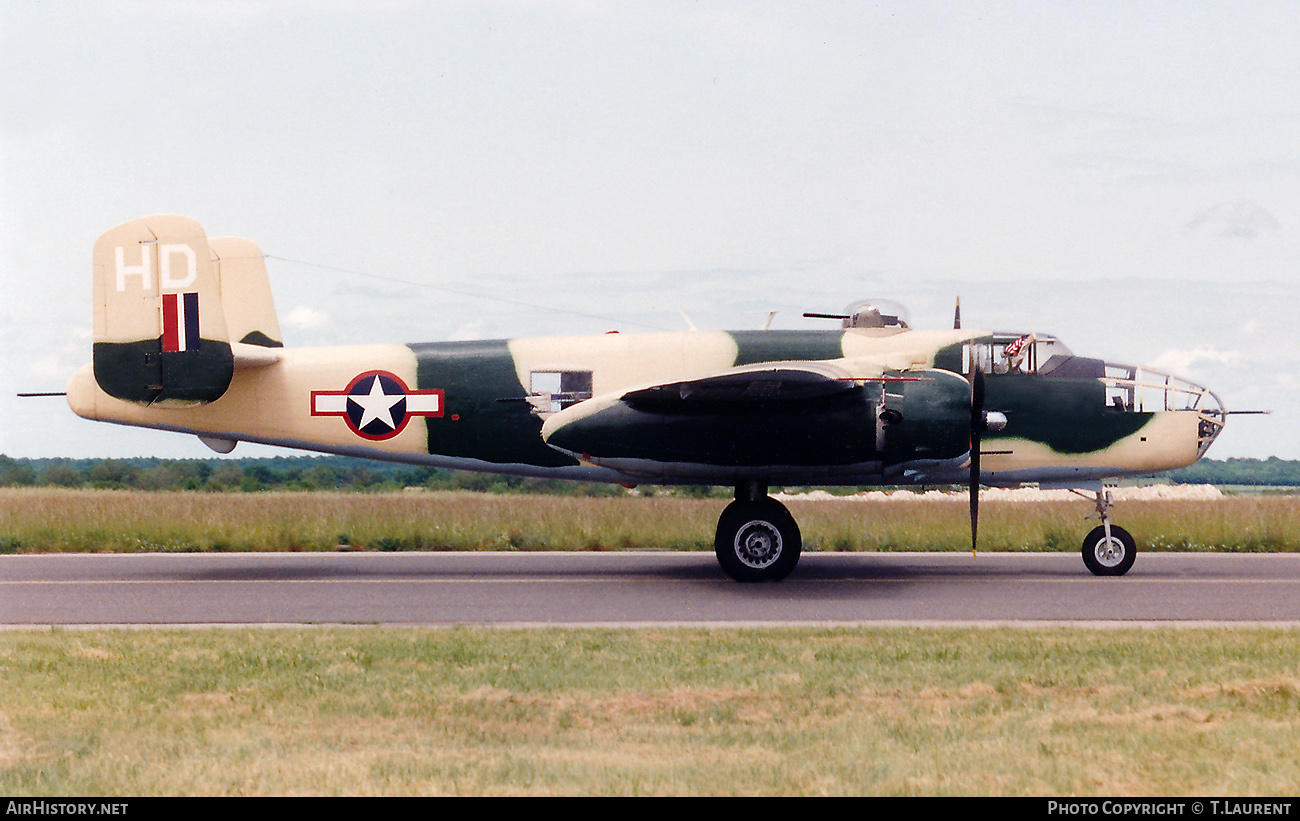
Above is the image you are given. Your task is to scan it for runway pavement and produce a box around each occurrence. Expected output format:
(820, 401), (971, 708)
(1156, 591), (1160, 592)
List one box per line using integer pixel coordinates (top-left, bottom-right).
(3, 551), (1300, 627)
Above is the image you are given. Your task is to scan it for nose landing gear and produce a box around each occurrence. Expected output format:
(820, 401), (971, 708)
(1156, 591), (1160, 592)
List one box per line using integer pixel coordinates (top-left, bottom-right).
(1079, 488), (1136, 576)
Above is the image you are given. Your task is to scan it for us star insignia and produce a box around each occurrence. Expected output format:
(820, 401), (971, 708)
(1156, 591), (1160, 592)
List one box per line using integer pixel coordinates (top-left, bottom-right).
(311, 371), (443, 440)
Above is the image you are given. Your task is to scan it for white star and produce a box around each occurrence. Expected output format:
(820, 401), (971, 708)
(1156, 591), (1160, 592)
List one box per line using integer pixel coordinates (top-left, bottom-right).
(349, 375), (404, 431)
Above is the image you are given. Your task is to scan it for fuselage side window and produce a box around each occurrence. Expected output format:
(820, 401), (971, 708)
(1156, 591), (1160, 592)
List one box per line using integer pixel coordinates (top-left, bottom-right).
(528, 370), (594, 416)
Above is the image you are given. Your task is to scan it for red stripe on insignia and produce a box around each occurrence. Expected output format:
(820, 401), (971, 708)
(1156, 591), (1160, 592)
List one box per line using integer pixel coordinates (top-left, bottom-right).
(161, 293), (200, 352)
(162, 293), (180, 352)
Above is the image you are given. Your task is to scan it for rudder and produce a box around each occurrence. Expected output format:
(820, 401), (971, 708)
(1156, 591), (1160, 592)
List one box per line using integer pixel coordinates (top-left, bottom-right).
(92, 215), (234, 406)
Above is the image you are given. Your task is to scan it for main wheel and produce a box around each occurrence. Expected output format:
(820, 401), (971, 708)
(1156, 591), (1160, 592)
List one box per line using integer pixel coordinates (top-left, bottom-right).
(715, 498), (801, 582)
(1081, 525), (1136, 576)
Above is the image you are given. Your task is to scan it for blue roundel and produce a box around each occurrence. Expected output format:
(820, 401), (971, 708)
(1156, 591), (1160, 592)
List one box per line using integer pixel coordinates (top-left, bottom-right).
(345, 373), (408, 437)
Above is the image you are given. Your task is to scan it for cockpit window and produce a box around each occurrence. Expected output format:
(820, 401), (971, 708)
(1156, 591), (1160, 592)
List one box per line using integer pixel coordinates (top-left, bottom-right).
(963, 333), (1074, 375)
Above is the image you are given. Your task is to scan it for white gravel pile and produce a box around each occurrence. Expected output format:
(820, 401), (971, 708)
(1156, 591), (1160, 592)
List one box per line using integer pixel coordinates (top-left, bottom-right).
(773, 485), (1224, 502)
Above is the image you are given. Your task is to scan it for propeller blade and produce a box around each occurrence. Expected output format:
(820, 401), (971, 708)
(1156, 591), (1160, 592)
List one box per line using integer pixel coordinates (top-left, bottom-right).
(969, 368), (985, 555)
(953, 296), (961, 330)
(970, 432), (981, 554)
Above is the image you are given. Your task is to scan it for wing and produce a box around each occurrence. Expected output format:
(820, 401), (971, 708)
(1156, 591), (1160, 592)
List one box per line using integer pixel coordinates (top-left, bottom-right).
(619, 362), (857, 407)
(539, 363), (970, 481)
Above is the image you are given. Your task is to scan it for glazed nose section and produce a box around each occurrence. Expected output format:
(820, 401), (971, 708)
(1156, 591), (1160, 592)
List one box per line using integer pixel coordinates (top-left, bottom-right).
(1101, 360), (1226, 457)
(1194, 390), (1227, 457)
(1167, 374), (1225, 458)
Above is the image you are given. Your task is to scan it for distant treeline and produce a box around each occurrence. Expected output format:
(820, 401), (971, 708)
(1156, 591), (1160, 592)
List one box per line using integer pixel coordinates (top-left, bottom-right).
(1158, 456), (1300, 488)
(1, 454), (1297, 493)
(0, 454), (625, 496)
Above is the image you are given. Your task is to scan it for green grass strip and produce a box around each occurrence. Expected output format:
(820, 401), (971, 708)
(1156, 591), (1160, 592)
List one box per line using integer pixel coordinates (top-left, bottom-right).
(2, 626), (1297, 796)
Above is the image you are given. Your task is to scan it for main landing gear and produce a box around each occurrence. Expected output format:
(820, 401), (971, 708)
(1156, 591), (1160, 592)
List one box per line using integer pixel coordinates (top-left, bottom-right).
(1078, 488), (1136, 577)
(715, 482), (801, 583)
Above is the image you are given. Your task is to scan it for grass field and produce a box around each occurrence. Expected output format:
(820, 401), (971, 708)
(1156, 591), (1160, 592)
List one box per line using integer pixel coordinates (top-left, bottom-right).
(2, 487), (1299, 554)
(2, 626), (1298, 796)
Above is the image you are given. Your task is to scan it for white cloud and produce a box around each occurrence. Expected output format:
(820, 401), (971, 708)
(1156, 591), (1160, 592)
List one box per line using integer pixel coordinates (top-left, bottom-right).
(447, 319), (489, 341)
(1150, 346), (1242, 376)
(282, 306), (330, 330)
(1185, 200), (1282, 238)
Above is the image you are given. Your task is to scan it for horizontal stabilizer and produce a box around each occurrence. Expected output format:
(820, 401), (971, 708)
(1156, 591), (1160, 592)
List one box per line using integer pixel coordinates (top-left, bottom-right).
(231, 342), (282, 369)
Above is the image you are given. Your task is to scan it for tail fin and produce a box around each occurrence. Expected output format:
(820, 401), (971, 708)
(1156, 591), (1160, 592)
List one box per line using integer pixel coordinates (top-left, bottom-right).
(210, 236), (283, 349)
(92, 215), (235, 406)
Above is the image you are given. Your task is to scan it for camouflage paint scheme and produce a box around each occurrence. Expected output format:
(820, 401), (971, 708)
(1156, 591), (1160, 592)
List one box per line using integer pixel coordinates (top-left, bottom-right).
(69, 215), (1223, 492)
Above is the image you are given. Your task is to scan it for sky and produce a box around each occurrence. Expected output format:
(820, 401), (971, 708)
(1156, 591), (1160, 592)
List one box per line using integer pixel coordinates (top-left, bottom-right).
(2, 0), (1298, 461)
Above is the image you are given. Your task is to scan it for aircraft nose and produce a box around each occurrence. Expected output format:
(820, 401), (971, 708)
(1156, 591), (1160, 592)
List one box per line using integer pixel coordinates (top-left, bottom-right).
(1195, 395), (1227, 457)
(1179, 376), (1226, 457)
(1101, 360), (1225, 457)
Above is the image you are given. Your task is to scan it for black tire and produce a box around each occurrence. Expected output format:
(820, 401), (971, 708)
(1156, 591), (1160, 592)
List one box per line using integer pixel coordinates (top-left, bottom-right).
(714, 498), (801, 582)
(1081, 525), (1136, 576)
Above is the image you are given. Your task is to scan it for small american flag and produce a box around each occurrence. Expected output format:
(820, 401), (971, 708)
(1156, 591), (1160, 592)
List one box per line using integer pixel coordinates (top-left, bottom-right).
(1004, 335), (1031, 358)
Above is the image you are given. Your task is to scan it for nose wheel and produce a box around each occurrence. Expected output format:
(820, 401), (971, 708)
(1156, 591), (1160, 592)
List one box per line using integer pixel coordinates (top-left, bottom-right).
(1079, 488), (1137, 576)
(1082, 524), (1136, 576)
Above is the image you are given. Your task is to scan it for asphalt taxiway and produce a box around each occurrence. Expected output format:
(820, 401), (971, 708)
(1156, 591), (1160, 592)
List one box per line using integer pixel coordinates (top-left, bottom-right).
(3, 551), (1299, 627)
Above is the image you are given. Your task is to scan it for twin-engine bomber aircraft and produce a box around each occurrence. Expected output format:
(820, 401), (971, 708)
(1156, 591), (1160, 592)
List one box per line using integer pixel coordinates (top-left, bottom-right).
(68, 215), (1227, 581)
